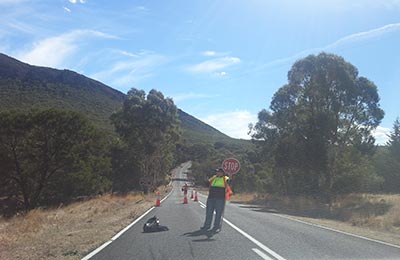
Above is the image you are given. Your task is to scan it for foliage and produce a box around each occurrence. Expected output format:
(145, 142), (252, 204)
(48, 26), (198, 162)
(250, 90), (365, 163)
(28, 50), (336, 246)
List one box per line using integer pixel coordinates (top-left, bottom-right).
(0, 109), (111, 210)
(188, 139), (265, 194)
(111, 88), (181, 192)
(374, 118), (400, 192)
(0, 53), (263, 210)
(250, 53), (384, 200)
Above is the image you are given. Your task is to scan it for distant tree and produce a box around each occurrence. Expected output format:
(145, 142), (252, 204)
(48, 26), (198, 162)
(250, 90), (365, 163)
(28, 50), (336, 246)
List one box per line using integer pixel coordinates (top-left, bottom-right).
(111, 89), (180, 191)
(375, 118), (400, 192)
(0, 109), (111, 211)
(250, 53), (384, 201)
(387, 118), (400, 155)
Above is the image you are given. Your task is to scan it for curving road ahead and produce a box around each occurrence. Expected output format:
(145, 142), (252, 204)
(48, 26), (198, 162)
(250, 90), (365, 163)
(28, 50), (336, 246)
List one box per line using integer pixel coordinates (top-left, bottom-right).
(83, 162), (400, 260)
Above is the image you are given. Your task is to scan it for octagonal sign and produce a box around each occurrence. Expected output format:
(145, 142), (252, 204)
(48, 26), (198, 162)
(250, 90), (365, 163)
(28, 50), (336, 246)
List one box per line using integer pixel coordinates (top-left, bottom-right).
(222, 158), (241, 175)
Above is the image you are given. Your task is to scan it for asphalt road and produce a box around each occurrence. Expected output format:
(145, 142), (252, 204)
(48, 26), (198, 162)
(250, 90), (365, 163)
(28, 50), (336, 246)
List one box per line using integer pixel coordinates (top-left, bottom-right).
(83, 162), (400, 260)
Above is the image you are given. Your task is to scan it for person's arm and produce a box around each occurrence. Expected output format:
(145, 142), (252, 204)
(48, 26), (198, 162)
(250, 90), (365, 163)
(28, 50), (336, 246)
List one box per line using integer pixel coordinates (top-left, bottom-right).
(208, 175), (217, 186)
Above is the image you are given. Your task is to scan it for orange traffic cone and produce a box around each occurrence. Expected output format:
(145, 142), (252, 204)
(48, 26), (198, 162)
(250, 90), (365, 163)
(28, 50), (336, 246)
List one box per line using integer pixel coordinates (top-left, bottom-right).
(190, 189), (194, 199)
(183, 193), (188, 204)
(194, 190), (198, 202)
(156, 191), (161, 207)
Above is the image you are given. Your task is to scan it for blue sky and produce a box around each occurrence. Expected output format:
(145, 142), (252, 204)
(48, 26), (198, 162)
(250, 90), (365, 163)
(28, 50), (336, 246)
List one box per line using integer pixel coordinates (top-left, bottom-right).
(1, 0), (399, 144)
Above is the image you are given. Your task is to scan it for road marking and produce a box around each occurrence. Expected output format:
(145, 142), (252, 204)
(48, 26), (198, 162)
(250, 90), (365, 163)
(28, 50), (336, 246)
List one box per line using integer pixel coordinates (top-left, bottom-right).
(223, 218), (286, 260)
(160, 191), (172, 203)
(274, 214), (400, 250)
(253, 248), (274, 260)
(82, 191), (173, 260)
(81, 241), (112, 260)
(198, 201), (286, 260)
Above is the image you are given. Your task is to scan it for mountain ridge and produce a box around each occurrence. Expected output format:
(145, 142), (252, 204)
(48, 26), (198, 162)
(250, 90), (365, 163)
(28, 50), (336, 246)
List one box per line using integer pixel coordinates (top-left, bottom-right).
(0, 52), (231, 143)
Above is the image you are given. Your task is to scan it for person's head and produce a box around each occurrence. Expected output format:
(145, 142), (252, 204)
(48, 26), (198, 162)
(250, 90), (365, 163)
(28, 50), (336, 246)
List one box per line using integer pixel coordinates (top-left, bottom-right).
(215, 168), (225, 176)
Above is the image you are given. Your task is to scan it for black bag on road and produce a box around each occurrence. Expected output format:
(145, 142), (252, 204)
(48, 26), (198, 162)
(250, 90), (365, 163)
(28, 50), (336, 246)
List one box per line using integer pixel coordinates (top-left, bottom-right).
(143, 216), (169, 233)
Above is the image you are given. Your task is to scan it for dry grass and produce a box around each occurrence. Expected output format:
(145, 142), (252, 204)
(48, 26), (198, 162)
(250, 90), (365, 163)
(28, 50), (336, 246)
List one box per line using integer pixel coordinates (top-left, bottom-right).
(230, 192), (400, 245)
(340, 194), (400, 232)
(0, 188), (170, 260)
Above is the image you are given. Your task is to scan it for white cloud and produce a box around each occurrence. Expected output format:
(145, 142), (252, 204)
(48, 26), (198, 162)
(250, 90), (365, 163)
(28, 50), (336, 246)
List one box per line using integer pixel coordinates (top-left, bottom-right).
(202, 51), (217, 57)
(187, 56), (241, 74)
(16, 30), (118, 68)
(200, 110), (257, 139)
(6, 20), (36, 34)
(135, 6), (148, 12)
(202, 50), (228, 57)
(118, 50), (139, 58)
(325, 23), (400, 50)
(253, 22), (400, 72)
(171, 92), (215, 102)
(214, 71), (228, 77)
(63, 7), (71, 12)
(372, 126), (391, 145)
(90, 51), (169, 91)
(69, 0), (85, 3)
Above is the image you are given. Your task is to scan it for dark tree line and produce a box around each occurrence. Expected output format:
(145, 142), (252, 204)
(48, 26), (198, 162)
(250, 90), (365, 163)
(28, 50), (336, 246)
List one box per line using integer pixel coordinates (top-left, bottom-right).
(0, 109), (111, 211)
(0, 88), (181, 214)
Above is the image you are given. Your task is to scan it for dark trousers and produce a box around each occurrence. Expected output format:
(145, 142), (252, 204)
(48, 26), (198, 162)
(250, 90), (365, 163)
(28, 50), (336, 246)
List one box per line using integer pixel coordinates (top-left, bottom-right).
(203, 197), (225, 230)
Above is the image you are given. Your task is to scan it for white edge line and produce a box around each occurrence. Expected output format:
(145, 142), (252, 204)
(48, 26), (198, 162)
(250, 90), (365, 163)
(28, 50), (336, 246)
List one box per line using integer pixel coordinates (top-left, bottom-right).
(81, 206), (155, 260)
(223, 218), (286, 260)
(274, 213), (400, 250)
(161, 190), (172, 203)
(81, 241), (113, 260)
(198, 201), (285, 259)
(253, 248), (274, 260)
(81, 191), (173, 260)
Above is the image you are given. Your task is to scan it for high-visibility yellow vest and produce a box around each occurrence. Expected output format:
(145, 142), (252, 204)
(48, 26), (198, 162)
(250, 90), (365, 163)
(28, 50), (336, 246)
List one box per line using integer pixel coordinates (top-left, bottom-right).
(209, 175), (233, 200)
(209, 176), (229, 188)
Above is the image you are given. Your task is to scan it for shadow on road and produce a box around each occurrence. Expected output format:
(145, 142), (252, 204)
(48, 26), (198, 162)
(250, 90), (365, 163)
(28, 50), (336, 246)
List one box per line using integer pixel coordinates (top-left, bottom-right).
(182, 229), (216, 242)
(236, 204), (279, 213)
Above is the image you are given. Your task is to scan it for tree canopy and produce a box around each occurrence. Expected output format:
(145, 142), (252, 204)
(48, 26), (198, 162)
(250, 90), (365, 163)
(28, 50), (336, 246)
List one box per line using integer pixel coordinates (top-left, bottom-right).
(110, 88), (180, 192)
(250, 53), (384, 200)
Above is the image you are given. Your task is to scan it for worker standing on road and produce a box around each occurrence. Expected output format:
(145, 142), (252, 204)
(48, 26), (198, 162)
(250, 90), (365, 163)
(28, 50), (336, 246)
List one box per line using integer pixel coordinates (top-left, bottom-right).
(201, 168), (232, 233)
(182, 183), (188, 195)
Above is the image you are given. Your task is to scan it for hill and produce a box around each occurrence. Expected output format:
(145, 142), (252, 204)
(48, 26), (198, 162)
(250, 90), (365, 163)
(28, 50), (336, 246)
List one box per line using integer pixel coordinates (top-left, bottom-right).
(0, 53), (126, 134)
(177, 109), (232, 144)
(0, 53), (233, 144)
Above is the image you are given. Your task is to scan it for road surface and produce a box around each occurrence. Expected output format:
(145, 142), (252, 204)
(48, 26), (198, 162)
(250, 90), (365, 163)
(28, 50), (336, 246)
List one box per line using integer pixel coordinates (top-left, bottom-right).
(83, 162), (400, 260)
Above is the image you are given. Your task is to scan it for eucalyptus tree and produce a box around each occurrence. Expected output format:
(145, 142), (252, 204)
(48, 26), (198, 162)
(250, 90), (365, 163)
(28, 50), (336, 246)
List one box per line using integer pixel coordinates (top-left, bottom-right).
(111, 88), (180, 191)
(250, 53), (384, 200)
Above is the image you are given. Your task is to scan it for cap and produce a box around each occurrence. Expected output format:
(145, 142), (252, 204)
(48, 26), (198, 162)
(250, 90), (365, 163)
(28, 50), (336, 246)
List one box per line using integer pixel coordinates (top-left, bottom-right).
(215, 168), (225, 173)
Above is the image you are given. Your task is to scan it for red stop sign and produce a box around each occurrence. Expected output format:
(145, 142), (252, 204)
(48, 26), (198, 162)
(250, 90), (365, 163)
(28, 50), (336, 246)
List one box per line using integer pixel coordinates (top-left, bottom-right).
(222, 158), (241, 175)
